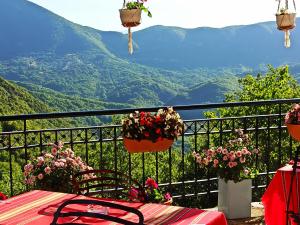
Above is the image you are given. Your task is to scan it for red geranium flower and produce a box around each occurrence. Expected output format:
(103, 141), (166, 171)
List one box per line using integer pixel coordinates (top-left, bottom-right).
(145, 177), (158, 189)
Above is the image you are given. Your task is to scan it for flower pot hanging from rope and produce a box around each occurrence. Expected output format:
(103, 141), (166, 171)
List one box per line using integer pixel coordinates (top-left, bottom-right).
(275, 0), (296, 48)
(119, 0), (152, 54)
(119, 8), (141, 54)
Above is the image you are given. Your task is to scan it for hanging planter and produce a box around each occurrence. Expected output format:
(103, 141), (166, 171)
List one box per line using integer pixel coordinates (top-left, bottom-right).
(120, 9), (142, 28)
(119, 0), (152, 54)
(123, 138), (174, 153)
(285, 103), (300, 141)
(286, 124), (300, 141)
(275, 0), (297, 48)
(121, 107), (184, 153)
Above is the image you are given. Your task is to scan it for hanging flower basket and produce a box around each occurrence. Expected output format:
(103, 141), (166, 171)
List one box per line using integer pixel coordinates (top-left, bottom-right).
(276, 13), (296, 30)
(285, 103), (300, 141)
(119, 9), (141, 28)
(119, 0), (152, 54)
(123, 138), (174, 153)
(286, 124), (300, 141)
(275, 0), (297, 48)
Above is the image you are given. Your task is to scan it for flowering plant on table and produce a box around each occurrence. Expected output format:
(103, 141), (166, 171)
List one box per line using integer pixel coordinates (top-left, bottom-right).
(129, 178), (172, 204)
(24, 142), (93, 193)
(193, 129), (260, 183)
(122, 107), (184, 143)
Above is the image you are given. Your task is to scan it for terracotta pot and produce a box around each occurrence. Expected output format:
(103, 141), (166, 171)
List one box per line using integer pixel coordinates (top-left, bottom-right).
(276, 13), (296, 30)
(119, 9), (141, 28)
(163, 199), (173, 205)
(286, 123), (300, 141)
(123, 138), (174, 153)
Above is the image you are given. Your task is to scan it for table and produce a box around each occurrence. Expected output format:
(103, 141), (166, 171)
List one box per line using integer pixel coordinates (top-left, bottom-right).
(0, 190), (227, 225)
(262, 165), (300, 225)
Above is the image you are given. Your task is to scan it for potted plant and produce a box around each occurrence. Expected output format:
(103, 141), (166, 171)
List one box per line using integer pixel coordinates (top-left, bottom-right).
(129, 177), (172, 205)
(119, 0), (152, 54)
(285, 103), (300, 141)
(122, 107), (184, 153)
(24, 142), (94, 193)
(193, 129), (260, 219)
(275, 0), (296, 48)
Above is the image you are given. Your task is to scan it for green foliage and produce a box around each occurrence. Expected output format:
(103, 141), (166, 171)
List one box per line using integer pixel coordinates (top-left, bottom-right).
(206, 65), (300, 173)
(126, 2), (152, 17)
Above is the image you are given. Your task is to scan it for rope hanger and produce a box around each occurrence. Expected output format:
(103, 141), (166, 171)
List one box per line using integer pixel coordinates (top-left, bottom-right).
(276, 0), (297, 48)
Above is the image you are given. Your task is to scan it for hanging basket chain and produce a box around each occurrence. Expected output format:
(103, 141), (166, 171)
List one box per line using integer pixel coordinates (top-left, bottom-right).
(123, 0), (126, 8)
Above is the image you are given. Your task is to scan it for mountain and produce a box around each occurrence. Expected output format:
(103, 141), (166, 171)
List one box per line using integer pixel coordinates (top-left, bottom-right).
(0, 75), (51, 115)
(17, 81), (131, 112)
(0, 0), (186, 107)
(107, 24), (300, 70)
(0, 75), (71, 130)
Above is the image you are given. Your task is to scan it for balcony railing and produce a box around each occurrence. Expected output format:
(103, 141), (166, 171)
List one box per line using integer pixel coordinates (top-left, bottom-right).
(1, 98), (299, 208)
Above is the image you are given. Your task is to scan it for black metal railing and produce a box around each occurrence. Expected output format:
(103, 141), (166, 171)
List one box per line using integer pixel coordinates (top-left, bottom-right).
(0, 98), (299, 208)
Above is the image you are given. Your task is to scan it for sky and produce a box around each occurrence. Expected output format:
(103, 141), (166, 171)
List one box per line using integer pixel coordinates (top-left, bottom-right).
(28, 0), (292, 32)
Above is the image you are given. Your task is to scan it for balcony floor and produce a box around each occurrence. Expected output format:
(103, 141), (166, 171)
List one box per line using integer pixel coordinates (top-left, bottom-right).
(207, 202), (265, 225)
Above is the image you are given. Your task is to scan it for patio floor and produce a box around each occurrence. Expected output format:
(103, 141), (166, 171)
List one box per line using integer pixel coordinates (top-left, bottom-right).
(207, 202), (265, 225)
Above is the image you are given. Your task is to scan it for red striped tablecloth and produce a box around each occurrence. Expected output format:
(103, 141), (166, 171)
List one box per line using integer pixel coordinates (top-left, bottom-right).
(0, 190), (227, 225)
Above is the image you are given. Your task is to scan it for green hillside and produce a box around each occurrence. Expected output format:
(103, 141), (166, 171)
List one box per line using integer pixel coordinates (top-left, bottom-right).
(0, 76), (70, 130)
(17, 82), (132, 112)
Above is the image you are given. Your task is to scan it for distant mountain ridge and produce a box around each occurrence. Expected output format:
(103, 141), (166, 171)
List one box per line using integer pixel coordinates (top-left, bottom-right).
(0, 0), (299, 112)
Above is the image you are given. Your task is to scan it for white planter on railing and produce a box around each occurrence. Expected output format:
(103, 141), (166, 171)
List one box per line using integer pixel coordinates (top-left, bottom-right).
(218, 178), (252, 219)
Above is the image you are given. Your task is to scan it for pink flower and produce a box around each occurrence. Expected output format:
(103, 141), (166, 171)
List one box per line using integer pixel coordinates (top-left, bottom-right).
(164, 192), (172, 201)
(222, 148), (228, 155)
(44, 166), (51, 174)
(213, 159), (219, 165)
(51, 147), (58, 156)
(37, 173), (44, 180)
(236, 151), (242, 158)
(240, 157), (246, 163)
(145, 178), (158, 189)
(196, 157), (202, 164)
(128, 188), (139, 201)
(230, 155), (236, 161)
(207, 149), (214, 156)
(242, 148), (248, 155)
(207, 156), (212, 162)
(24, 164), (34, 172)
(223, 156), (228, 161)
(244, 169), (250, 175)
(217, 147), (222, 153)
(37, 156), (44, 166)
(228, 162), (235, 168)
(202, 158), (209, 165)
(229, 151), (235, 157)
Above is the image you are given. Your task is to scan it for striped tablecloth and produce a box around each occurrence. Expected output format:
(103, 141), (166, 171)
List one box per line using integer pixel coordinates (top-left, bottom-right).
(0, 190), (227, 225)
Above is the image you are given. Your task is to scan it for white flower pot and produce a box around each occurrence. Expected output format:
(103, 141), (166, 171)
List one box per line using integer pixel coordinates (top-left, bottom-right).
(218, 178), (252, 219)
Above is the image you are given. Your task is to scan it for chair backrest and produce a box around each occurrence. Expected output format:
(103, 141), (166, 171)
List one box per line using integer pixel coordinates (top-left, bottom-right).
(50, 199), (144, 225)
(72, 169), (144, 200)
